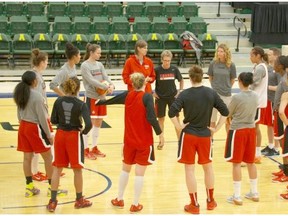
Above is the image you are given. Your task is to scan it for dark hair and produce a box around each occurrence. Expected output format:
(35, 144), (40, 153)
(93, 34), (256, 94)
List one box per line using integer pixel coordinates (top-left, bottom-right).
(83, 43), (101, 61)
(252, 46), (268, 63)
(238, 72), (253, 87)
(134, 39), (147, 55)
(13, 71), (36, 109)
(65, 42), (79, 60)
(62, 77), (80, 96)
(31, 48), (48, 67)
(277, 55), (288, 69)
(188, 65), (203, 83)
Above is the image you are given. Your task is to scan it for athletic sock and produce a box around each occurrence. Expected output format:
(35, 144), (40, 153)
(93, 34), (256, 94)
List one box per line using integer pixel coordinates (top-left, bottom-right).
(133, 176), (144, 205)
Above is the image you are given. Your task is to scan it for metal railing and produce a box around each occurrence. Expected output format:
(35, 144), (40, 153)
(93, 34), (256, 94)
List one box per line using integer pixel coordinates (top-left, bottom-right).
(233, 16), (247, 52)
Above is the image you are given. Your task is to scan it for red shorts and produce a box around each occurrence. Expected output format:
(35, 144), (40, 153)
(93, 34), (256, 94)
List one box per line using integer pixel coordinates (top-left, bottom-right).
(282, 127), (288, 158)
(255, 101), (273, 126)
(274, 111), (284, 140)
(17, 120), (51, 153)
(224, 128), (256, 163)
(52, 129), (84, 169)
(177, 132), (212, 165)
(123, 144), (155, 166)
(85, 97), (107, 118)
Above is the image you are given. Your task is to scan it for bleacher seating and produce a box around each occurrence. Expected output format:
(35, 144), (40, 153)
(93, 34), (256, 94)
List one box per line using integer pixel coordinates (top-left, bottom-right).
(105, 2), (124, 18)
(92, 16), (110, 35)
(0, 33), (12, 67)
(107, 33), (126, 68)
(30, 16), (49, 36)
(5, 2), (25, 17)
(47, 2), (67, 21)
(11, 33), (33, 68)
(162, 2), (181, 18)
(125, 2), (144, 21)
(9, 16), (29, 36)
(133, 17), (151, 35)
(0, 2), (212, 68)
(146, 33), (163, 65)
(152, 17), (170, 34)
(26, 2), (45, 18)
(52, 33), (70, 67)
(70, 33), (88, 55)
(110, 16), (130, 35)
(67, 2), (85, 18)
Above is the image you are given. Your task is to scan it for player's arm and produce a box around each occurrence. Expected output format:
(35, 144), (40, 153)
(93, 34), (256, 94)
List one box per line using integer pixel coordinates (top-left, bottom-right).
(279, 92), (288, 126)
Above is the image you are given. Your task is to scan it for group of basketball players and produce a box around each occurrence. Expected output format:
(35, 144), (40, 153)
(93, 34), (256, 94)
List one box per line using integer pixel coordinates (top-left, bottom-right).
(13, 39), (288, 214)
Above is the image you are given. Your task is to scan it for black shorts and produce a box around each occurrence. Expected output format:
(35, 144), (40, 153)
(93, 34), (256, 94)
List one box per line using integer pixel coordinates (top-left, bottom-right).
(155, 97), (179, 118)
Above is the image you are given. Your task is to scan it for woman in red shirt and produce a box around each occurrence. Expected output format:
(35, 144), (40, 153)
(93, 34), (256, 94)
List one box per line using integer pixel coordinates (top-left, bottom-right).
(122, 40), (156, 93)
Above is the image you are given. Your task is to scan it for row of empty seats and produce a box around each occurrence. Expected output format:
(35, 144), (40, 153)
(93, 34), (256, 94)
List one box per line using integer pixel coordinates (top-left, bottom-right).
(0, 2), (200, 20)
(0, 32), (218, 69)
(0, 15), (208, 38)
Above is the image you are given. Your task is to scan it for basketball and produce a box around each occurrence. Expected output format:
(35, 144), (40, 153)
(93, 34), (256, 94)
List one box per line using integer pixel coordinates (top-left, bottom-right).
(96, 80), (110, 95)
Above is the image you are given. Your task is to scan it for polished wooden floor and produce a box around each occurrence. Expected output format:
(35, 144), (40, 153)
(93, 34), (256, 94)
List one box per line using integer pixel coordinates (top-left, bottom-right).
(0, 97), (287, 214)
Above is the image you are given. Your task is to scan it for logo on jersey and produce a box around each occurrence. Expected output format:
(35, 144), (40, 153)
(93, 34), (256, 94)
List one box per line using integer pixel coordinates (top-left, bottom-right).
(160, 73), (175, 80)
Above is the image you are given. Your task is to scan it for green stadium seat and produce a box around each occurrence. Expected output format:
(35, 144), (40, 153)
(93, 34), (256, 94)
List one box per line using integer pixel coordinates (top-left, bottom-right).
(152, 16), (170, 34)
(52, 33), (70, 67)
(198, 33), (218, 66)
(67, 2), (86, 18)
(0, 3), (4, 16)
(5, 2), (25, 17)
(180, 2), (199, 19)
(187, 17), (208, 36)
(143, 2), (164, 21)
(47, 2), (67, 21)
(162, 33), (183, 65)
(125, 3), (144, 20)
(162, 2), (181, 18)
(170, 16), (188, 36)
(0, 16), (9, 35)
(107, 33), (126, 68)
(9, 16), (29, 36)
(133, 17), (151, 35)
(105, 2), (123, 18)
(146, 33), (163, 65)
(0, 33), (12, 67)
(53, 16), (72, 35)
(11, 33), (33, 68)
(30, 16), (49, 36)
(110, 16), (130, 34)
(26, 2), (45, 19)
(91, 16), (110, 35)
(72, 16), (91, 35)
(70, 33), (88, 55)
(126, 33), (142, 56)
(85, 2), (105, 19)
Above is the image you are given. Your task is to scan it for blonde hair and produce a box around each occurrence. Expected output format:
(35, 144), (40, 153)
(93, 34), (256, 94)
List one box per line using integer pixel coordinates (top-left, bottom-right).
(213, 43), (232, 68)
(130, 72), (145, 90)
(62, 77), (80, 96)
(161, 50), (173, 60)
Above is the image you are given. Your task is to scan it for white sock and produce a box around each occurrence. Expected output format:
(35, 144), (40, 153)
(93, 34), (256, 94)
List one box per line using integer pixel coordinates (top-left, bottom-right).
(133, 176), (144, 205)
(31, 153), (39, 174)
(92, 126), (100, 148)
(118, 170), (129, 200)
(83, 132), (90, 149)
(268, 143), (274, 149)
(233, 181), (241, 198)
(256, 147), (261, 157)
(250, 178), (258, 194)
